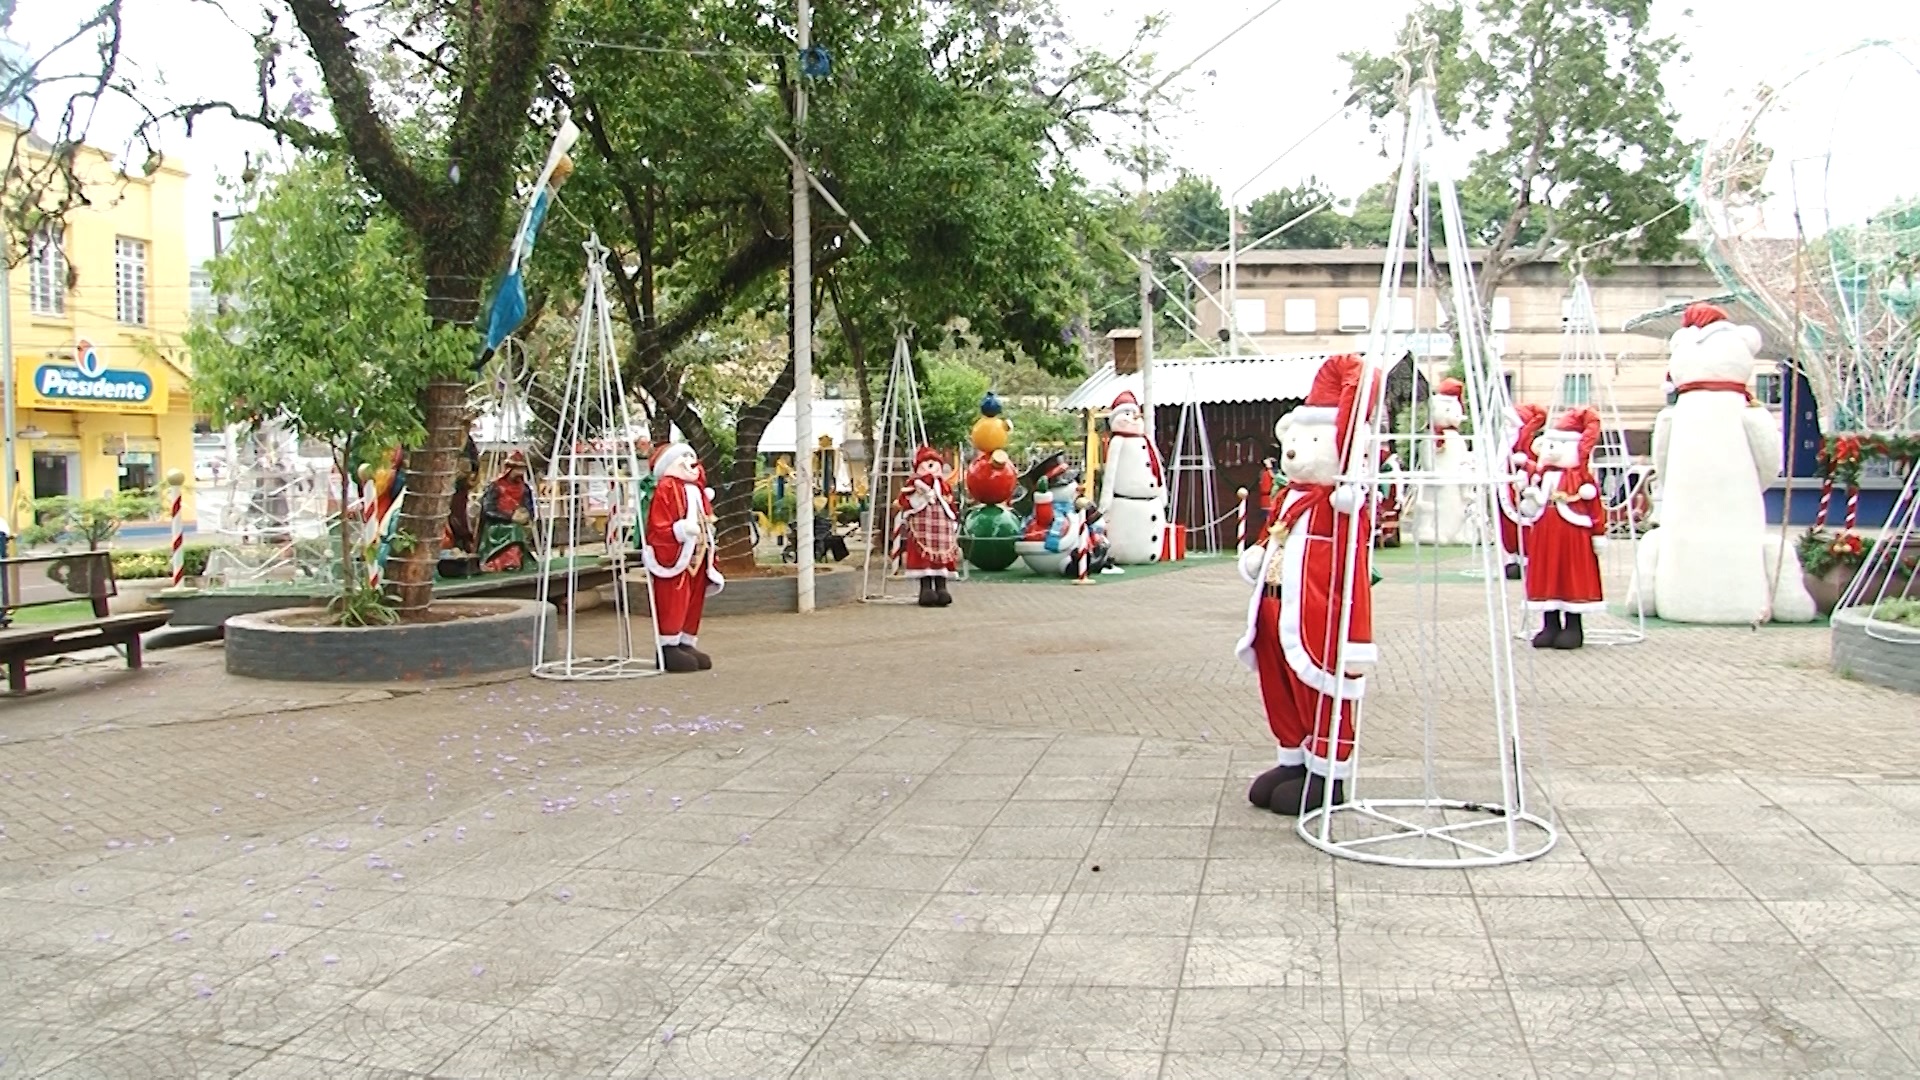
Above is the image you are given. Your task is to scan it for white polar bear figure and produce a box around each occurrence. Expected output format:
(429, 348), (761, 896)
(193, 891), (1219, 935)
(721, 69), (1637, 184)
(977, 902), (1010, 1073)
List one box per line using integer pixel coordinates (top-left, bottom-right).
(1627, 303), (1816, 624)
(1098, 390), (1166, 564)
(1406, 378), (1479, 545)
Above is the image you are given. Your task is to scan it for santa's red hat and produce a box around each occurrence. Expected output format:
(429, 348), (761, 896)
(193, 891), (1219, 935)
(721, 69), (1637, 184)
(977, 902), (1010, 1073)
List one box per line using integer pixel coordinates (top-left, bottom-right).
(1681, 302), (1729, 329)
(1436, 377), (1464, 400)
(1278, 354), (1351, 432)
(913, 446), (944, 471)
(651, 442), (695, 478)
(1539, 407), (1602, 463)
(1109, 390), (1142, 416)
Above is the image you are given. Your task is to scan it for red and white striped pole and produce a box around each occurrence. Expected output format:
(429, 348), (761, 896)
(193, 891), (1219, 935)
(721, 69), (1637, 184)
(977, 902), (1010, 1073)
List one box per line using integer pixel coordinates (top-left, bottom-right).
(1815, 480), (1833, 529)
(1844, 485), (1860, 533)
(1236, 487), (1250, 550)
(164, 468), (187, 588)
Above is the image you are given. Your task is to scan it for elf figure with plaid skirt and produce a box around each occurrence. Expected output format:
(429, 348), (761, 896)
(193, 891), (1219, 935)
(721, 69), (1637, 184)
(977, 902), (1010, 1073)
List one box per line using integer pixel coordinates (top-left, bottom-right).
(896, 446), (959, 607)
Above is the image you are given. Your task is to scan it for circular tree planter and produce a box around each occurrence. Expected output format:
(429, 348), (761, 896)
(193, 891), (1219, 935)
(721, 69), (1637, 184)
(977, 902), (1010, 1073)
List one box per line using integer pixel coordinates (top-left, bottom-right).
(620, 564), (858, 616)
(1830, 605), (1920, 694)
(226, 599), (553, 682)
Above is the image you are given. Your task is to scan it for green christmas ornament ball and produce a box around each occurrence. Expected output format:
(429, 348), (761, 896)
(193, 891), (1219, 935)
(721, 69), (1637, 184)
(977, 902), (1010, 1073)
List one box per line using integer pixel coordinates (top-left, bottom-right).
(961, 504), (1022, 571)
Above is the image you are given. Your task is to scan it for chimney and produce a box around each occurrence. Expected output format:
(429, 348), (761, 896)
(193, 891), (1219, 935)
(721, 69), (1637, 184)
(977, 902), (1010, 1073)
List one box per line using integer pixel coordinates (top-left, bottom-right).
(1107, 328), (1142, 375)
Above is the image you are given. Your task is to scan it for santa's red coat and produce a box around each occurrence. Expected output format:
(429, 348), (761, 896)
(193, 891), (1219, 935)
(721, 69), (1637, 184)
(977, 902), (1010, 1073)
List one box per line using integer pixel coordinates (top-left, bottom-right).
(644, 476), (725, 645)
(1522, 466), (1606, 613)
(1235, 485), (1376, 780)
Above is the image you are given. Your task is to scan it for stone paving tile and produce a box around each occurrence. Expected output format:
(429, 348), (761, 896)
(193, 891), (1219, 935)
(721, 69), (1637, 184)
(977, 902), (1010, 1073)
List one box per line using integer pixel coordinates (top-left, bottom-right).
(4, 563), (1919, 1076)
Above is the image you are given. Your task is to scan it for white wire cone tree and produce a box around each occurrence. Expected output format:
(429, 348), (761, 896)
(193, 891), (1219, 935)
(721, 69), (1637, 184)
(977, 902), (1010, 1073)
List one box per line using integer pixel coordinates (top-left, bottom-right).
(860, 333), (932, 602)
(1293, 74), (1556, 867)
(531, 237), (662, 680)
(1536, 274), (1647, 646)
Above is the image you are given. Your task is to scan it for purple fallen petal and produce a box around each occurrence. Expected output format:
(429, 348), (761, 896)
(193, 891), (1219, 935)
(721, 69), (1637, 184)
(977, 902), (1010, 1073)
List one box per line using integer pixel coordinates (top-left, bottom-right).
(322, 954), (339, 965)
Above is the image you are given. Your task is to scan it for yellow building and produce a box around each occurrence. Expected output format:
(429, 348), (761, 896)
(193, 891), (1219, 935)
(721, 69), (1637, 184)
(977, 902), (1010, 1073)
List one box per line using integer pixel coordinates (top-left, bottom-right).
(4, 126), (197, 535)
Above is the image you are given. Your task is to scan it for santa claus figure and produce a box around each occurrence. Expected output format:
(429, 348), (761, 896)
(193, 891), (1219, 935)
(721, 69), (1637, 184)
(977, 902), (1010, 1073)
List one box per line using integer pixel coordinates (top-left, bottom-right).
(1406, 377), (1477, 545)
(1496, 403), (1549, 580)
(1235, 354), (1383, 815)
(895, 446), (959, 607)
(642, 442), (725, 672)
(1516, 408), (1607, 649)
(1097, 391), (1166, 564)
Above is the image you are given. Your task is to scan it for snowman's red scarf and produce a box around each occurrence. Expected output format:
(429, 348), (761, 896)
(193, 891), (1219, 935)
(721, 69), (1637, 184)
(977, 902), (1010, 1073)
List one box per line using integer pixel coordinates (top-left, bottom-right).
(1676, 380), (1753, 402)
(1108, 431), (1164, 486)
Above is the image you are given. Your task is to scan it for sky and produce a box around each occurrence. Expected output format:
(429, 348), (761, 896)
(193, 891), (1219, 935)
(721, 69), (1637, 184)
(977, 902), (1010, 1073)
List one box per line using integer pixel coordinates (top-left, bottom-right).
(12, 0), (1920, 264)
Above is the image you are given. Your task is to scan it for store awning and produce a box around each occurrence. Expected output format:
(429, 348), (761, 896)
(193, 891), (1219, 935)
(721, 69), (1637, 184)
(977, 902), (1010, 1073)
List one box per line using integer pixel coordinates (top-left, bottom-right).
(1058, 352), (1393, 412)
(1623, 294), (1793, 360)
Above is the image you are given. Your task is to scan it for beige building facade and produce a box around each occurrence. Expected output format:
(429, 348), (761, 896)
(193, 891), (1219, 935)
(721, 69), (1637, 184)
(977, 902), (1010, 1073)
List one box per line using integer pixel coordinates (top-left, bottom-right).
(1183, 249), (1730, 450)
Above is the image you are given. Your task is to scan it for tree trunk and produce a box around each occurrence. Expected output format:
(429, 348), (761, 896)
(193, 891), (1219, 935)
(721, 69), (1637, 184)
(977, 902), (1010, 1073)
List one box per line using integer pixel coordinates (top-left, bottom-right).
(388, 380), (467, 615)
(827, 274), (877, 453)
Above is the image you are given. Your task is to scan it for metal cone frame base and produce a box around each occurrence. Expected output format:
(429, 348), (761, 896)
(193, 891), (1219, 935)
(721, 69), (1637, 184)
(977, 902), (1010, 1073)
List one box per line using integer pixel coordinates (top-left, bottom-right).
(1298, 798), (1558, 868)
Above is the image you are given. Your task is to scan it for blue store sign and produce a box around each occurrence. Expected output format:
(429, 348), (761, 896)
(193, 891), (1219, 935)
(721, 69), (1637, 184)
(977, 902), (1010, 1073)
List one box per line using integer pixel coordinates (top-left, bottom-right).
(34, 363), (155, 405)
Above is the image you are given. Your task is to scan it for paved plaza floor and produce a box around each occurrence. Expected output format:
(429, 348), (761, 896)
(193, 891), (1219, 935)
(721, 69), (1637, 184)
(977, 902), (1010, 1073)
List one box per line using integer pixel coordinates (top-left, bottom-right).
(2, 558), (1917, 1078)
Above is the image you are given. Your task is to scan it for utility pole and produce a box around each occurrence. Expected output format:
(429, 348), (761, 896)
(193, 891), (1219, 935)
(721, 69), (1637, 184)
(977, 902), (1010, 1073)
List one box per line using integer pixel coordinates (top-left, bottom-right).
(2, 253), (15, 545)
(1137, 116), (1156, 441)
(791, 0), (816, 613)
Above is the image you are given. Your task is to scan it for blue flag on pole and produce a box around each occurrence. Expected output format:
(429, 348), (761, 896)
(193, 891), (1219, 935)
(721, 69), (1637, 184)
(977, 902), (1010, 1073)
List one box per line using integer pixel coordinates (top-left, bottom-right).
(483, 117), (580, 354)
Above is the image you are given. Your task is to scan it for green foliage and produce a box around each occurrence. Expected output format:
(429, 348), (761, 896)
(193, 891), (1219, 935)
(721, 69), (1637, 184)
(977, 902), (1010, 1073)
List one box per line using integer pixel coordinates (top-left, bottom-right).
(1343, 0), (1694, 298)
(186, 157), (475, 455)
(330, 587), (401, 628)
(1005, 406), (1080, 461)
(1798, 529), (1873, 578)
(185, 156), (475, 620)
(920, 357), (994, 452)
(1157, 172), (1231, 252)
(1243, 179), (1390, 250)
(110, 543), (220, 581)
(1868, 598), (1920, 628)
(17, 492), (160, 551)
(752, 485), (797, 524)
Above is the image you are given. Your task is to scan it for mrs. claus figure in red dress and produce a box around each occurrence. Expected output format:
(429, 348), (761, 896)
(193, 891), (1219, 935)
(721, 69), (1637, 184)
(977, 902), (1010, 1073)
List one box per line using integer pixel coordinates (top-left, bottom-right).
(896, 446), (959, 607)
(1496, 402), (1549, 581)
(643, 442), (725, 673)
(1235, 354), (1385, 815)
(1518, 407), (1607, 650)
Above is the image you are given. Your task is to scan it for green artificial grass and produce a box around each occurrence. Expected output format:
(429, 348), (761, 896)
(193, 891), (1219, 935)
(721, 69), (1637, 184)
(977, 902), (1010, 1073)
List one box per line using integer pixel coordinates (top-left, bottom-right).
(3, 600), (95, 626)
(962, 553), (1226, 585)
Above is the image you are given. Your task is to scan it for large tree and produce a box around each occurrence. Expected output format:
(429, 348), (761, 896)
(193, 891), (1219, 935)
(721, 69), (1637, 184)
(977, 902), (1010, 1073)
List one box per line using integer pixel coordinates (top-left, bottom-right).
(21, 0), (560, 615)
(539, 0), (1143, 572)
(1344, 0), (1693, 304)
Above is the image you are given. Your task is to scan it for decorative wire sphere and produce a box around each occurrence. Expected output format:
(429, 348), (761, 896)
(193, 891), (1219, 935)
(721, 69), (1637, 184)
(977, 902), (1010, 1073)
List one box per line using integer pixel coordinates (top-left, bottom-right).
(1694, 39), (1920, 433)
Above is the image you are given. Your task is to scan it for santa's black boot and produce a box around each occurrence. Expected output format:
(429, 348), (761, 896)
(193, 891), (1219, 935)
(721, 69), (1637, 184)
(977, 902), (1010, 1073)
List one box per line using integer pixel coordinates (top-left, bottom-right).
(1268, 769), (1338, 816)
(1248, 764), (1308, 810)
(1553, 613), (1585, 650)
(661, 644), (700, 674)
(1296, 772), (1347, 813)
(917, 577), (938, 608)
(686, 643), (714, 670)
(1531, 611), (1562, 649)
(1504, 561), (1523, 581)
(934, 577), (953, 607)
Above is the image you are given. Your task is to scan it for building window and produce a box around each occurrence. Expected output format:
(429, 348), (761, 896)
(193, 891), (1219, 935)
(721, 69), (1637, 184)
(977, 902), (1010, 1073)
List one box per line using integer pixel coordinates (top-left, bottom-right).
(1232, 298), (1268, 335)
(1754, 371), (1784, 406)
(1390, 297), (1415, 330)
(115, 237), (149, 326)
(29, 225), (67, 316)
(1560, 373), (1593, 406)
(1337, 297), (1369, 332)
(1490, 296), (1513, 331)
(1501, 371), (1516, 400)
(1561, 294), (1594, 331)
(1282, 298), (1316, 334)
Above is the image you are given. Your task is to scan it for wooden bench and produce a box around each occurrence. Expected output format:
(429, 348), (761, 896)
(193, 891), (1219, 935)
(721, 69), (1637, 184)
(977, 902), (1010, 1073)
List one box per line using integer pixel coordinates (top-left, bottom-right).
(0, 551), (171, 693)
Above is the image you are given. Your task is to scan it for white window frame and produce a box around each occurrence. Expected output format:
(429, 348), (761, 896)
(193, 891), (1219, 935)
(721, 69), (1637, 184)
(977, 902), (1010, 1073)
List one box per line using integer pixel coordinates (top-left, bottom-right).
(1337, 297), (1369, 332)
(28, 225), (67, 317)
(1389, 296), (1415, 330)
(1560, 372), (1594, 406)
(1490, 296), (1513, 332)
(116, 236), (149, 327)
(1232, 298), (1268, 335)
(1282, 297), (1316, 334)
(1754, 371), (1784, 407)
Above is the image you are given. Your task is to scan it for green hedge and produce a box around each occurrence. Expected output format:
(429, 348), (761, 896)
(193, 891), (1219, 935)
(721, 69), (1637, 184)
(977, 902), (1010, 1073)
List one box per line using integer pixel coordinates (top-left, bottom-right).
(111, 543), (221, 581)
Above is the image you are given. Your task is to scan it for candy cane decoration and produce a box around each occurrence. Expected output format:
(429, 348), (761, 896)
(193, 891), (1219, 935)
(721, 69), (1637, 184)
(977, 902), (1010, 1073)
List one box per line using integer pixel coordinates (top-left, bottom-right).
(1815, 479), (1833, 529)
(165, 469), (187, 587)
(1844, 484), (1860, 533)
(1236, 487), (1250, 551)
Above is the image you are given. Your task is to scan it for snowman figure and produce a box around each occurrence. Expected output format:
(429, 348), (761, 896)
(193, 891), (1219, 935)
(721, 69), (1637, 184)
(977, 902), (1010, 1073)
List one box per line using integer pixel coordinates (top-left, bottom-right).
(1406, 377), (1478, 546)
(1098, 391), (1166, 564)
(1627, 303), (1816, 624)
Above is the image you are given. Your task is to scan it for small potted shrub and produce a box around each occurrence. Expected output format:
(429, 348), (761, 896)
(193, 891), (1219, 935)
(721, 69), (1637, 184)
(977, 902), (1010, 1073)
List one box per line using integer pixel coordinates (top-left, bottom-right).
(1797, 528), (1876, 615)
